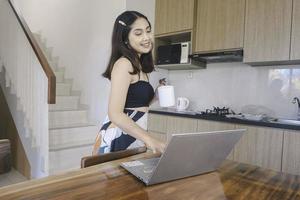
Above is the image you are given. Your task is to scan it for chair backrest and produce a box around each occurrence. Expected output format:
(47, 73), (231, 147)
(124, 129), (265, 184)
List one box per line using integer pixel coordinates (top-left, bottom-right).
(81, 147), (147, 168)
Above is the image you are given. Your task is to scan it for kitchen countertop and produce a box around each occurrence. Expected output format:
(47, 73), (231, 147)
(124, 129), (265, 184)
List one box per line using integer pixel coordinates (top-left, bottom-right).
(149, 108), (300, 131)
(0, 152), (299, 199)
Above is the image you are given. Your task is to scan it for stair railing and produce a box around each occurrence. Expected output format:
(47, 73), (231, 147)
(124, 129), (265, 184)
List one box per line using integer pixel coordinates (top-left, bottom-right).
(0, 0), (56, 176)
(3, 0), (56, 103)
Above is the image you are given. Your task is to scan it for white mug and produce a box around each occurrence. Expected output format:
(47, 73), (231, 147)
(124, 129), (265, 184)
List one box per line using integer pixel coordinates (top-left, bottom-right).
(157, 85), (175, 107)
(176, 97), (189, 111)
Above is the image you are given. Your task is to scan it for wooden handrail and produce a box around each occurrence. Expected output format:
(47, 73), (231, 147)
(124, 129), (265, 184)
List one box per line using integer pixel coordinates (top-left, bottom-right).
(7, 0), (56, 104)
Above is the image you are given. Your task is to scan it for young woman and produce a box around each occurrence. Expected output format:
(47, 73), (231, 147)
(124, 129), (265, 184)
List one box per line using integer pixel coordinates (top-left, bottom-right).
(92, 11), (166, 155)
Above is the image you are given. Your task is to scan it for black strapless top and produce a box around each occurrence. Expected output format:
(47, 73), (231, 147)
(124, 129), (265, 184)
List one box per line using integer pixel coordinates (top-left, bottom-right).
(125, 81), (155, 108)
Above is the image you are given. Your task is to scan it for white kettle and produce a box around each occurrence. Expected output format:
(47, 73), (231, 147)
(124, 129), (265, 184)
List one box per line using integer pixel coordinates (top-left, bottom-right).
(176, 97), (189, 111)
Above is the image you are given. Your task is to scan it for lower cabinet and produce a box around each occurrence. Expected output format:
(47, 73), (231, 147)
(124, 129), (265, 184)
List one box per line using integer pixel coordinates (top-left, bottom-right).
(147, 113), (168, 133)
(233, 125), (284, 171)
(197, 120), (236, 160)
(148, 131), (168, 142)
(166, 116), (198, 140)
(147, 113), (168, 142)
(197, 119), (236, 132)
(148, 113), (300, 175)
(282, 130), (300, 175)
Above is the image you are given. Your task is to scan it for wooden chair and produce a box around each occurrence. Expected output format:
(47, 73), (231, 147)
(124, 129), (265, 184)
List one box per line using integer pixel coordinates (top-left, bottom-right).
(81, 147), (147, 168)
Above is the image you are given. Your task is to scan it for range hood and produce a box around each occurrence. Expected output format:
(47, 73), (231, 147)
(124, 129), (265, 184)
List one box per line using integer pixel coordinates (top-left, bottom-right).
(190, 49), (243, 64)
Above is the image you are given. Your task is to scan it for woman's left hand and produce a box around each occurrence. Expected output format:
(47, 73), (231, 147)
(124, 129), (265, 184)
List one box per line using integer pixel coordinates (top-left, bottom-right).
(154, 78), (167, 100)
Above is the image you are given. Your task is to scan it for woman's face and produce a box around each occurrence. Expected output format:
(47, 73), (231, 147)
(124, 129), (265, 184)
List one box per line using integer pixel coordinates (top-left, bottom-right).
(128, 17), (153, 56)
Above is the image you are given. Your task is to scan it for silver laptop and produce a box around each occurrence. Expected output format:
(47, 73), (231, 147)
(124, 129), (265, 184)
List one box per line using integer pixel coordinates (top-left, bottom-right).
(120, 129), (245, 185)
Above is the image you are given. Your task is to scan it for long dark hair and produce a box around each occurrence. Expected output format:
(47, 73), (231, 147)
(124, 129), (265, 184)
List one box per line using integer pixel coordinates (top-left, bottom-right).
(102, 11), (154, 80)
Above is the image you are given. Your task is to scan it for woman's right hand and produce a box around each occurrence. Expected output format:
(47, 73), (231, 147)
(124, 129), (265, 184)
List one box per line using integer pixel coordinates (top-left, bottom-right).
(145, 135), (166, 155)
(153, 78), (167, 101)
(158, 78), (167, 86)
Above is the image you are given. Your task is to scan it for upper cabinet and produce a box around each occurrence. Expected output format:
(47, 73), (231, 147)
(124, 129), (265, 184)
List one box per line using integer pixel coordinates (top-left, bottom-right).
(291, 0), (300, 60)
(193, 0), (246, 53)
(154, 0), (300, 66)
(154, 0), (195, 36)
(243, 0), (293, 63)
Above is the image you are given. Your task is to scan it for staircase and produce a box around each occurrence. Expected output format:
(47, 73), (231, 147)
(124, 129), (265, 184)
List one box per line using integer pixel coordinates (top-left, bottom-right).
(34, 33), (97, 175)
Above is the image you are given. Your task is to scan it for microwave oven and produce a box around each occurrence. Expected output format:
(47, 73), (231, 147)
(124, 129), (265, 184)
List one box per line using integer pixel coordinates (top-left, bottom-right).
(156, 42), (190, 65)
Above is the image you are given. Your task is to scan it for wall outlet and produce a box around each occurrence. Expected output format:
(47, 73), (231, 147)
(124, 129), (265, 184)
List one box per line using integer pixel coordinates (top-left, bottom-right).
(187, 71), (193, 79)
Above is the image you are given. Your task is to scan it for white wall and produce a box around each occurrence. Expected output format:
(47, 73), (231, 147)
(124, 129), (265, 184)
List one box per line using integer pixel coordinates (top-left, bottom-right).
(15, 0), (126, 125)
(167, 63), (300, 119)
(126, 0), (155, 27)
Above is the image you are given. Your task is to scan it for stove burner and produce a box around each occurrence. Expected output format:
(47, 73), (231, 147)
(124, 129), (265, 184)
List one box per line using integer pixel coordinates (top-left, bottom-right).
(201, 106), (234, 116)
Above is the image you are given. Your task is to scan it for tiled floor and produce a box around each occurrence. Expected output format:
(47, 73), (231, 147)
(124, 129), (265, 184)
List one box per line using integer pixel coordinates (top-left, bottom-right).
(0, 169), (28, 187)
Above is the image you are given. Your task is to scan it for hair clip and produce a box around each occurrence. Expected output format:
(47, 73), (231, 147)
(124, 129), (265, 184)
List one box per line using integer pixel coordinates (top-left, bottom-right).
(118, 20), (126, 26)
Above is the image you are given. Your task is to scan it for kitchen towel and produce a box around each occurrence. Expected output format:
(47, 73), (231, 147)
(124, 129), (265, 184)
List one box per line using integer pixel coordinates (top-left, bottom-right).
(158, 85), (175, 107)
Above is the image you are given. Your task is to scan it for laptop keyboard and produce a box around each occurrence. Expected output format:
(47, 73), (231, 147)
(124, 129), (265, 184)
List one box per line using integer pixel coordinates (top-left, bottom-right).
(141, 157), (160, 166)
(140, 158), (160, 174)
(123, 157), (160, 183)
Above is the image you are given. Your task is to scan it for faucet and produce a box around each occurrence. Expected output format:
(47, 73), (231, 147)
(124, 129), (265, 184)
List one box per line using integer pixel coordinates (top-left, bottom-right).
(292, 97), (300, 120)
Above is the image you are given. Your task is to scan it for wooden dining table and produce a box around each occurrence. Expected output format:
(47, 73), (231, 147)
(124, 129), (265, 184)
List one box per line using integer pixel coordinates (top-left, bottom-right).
(0, 152), (300, 200)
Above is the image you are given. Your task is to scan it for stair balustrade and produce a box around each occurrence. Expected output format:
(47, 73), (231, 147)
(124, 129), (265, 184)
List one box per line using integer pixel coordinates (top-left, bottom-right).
(0, 0), (56, 177)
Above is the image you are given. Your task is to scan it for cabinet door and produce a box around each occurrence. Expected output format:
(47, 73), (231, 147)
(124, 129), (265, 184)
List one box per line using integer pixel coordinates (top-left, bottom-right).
(244, 0), (292, 63)
(282, 130), (300, 175)
(197, 120), (235, 132)
(197, 120), (236, 160)
(147, 114), (168, 142)
(194, 0), (245, 53)
(155, 0), (195, 35)
(148, 131), (168, 142)
(291, 0), (300, 60)
(166, 116), (198, 141)
(234, 125), (283, 171)
(147, 113), (168, 133)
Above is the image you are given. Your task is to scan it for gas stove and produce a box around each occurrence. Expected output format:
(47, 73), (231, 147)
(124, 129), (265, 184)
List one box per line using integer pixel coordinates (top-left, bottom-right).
(198, 106), (235, 117)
